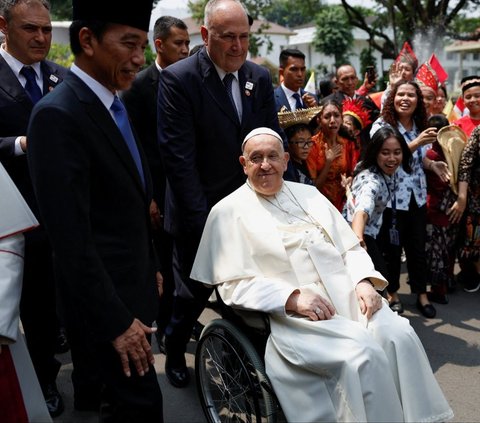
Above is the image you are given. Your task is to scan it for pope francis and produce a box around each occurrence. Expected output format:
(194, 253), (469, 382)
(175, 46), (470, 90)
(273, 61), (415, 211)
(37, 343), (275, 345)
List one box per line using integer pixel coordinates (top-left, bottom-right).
(191, 127), (453, 422)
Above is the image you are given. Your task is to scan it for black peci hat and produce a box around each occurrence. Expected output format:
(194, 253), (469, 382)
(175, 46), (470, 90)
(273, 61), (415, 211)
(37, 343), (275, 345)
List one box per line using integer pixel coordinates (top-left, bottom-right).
(72, 0), (154, 32)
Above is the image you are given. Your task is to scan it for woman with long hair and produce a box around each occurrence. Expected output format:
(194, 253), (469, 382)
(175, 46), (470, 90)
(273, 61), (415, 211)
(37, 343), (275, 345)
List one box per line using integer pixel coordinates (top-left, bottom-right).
(370, 80), (449, 318)
(307, 99), (357, 211)
(346, 127), (412, 279)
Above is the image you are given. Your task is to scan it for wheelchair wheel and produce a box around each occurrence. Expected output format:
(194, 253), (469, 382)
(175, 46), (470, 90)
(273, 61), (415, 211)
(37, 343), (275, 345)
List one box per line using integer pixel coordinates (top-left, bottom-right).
(195, 319), (279, 423)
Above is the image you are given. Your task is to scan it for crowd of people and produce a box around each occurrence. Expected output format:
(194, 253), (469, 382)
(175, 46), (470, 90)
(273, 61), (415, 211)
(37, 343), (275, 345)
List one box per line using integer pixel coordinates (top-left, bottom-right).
(1, 0), (476, 421)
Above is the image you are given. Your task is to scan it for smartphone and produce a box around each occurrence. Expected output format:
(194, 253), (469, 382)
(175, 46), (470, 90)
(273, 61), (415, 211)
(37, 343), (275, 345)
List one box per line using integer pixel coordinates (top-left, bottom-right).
(366, 66), (376, 83)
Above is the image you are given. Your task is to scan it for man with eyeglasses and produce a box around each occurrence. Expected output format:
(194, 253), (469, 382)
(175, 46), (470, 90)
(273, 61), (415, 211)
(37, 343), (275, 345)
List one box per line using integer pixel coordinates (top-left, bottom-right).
(157, 0), (282, 388)
(278, 108), (322, 185)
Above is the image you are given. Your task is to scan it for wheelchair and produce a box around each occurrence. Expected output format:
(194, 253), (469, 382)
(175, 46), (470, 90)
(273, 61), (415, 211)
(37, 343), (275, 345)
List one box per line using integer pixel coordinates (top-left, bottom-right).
(195, 290), (284, 423)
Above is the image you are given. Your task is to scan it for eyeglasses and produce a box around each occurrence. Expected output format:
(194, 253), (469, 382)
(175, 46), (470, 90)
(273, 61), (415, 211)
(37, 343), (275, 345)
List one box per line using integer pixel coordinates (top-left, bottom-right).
(289, 139), (313, 148)
(246, 153), (282, 165)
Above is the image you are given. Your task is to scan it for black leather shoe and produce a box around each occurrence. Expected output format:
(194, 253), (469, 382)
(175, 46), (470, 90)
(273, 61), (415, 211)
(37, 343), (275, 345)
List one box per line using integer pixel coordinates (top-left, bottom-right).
(165, 359), (190, 388)
(427, 291), (449, 305)
(416, 299), (436, 318)
(389, 300), (404, 314)
(43, 382), (64, 418)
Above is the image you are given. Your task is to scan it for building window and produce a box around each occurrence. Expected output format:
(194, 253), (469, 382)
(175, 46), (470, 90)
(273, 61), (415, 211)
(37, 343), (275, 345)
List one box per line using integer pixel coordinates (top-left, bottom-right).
(473, 53), (480, 60)
(446, 52), (455, 60)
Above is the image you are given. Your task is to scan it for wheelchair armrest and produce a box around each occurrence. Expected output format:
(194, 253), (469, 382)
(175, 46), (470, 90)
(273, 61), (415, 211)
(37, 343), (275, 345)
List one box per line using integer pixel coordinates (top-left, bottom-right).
(213, 287), (271, 337)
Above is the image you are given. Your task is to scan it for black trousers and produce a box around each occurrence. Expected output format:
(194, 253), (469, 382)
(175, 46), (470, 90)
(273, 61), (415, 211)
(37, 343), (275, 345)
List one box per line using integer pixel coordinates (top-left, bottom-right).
(97, 340), (163, 423)
(377, 196), (428, 294)
(20, 232), (60, 387)
(65, 317), (163, 422)
(154, 228), (174, 336)
(164, 234), (213, 366)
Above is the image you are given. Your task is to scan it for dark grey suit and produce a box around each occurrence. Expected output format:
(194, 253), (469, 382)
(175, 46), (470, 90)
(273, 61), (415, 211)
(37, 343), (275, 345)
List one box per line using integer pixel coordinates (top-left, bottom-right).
(0, 55), (66, 388)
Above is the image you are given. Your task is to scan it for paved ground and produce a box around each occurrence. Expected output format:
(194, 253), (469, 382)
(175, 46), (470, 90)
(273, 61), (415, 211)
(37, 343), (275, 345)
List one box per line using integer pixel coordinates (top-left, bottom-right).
(53, 272), (480, 423)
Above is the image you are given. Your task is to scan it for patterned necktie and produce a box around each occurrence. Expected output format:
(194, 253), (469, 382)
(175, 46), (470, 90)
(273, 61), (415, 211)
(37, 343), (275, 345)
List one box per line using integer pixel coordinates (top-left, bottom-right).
(20, 66), (43, 104)
(110, 96), (145, 189)
(223, 73), (239, 121)
(292, 92), (304, 110)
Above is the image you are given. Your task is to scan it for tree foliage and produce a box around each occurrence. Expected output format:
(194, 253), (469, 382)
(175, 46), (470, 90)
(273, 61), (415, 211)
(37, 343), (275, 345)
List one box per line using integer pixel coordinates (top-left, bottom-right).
(313, 6), (353, 68)
(340, 0), (477, 60)
(49, 0), (72, 20)
(262, 0), (322, 28)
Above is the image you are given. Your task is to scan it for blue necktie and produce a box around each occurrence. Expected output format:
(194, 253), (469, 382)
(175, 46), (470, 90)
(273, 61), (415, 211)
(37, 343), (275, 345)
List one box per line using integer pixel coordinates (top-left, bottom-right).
(21, 66), (42, 104)
(292, 92), (304, 110)
(223, 73), (239, 121)
(110, 96), (145, 189)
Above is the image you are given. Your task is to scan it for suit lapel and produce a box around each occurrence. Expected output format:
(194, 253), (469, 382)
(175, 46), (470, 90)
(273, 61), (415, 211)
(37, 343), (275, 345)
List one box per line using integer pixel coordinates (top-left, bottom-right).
(67, 74), (148, 196)
(275, 86), (291, 111)
(0, 55), (33, 110)
(199, 50), (240, 126)
(40, 61), (63, 95)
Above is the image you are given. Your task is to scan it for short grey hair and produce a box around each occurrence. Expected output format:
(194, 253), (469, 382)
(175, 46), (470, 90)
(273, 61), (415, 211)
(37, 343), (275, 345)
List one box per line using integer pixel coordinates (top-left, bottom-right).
(204, 0), (248, 29)
(0, 0), (50, 22)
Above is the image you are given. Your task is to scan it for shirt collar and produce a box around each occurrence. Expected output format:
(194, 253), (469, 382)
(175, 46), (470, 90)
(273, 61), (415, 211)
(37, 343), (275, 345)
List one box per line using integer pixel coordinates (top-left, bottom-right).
(0, 45), (42, 80)
(205, 48), (239, 81)
(281, 83), (301, 98)
(70, 63), (116, 111)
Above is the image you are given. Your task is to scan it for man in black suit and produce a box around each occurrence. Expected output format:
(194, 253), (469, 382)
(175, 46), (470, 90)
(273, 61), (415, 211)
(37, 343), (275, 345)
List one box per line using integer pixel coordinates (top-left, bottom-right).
(0, 0), (66, 416)
(274, 48), (317, 112)
(28, 1), (164, 421)
(157, 0), (282, 388)
(121, 16), (190, 353)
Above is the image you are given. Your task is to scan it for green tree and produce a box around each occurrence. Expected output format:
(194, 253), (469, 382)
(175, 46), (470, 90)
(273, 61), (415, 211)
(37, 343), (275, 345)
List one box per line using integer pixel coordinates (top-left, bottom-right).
(49, 0), (72, 20)
(47, 43), (74, 67)
(263, 0), (322, 28)
(313, 6), (353, 68)
(339, 0), (479, 59)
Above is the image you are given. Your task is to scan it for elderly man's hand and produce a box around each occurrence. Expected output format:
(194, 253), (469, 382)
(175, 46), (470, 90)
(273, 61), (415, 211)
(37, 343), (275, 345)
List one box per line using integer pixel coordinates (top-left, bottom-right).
(112, 318), (157, 377)
(355, 280), (383, 319)
(286, 290), (336, 321)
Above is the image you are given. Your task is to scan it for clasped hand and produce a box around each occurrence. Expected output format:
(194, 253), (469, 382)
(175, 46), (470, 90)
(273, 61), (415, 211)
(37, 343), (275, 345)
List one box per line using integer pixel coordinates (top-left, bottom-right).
(112, 318), (157, 377)
(286, 290), (336, 321)
(355, 280), (383, 319)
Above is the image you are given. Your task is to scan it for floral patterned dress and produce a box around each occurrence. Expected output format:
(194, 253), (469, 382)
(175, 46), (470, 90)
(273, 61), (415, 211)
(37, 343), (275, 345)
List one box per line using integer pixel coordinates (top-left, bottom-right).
(458, 125), (480, 260)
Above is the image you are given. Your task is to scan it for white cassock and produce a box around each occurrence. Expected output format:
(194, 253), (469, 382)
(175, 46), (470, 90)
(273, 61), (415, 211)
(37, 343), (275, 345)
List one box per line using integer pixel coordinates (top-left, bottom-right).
(0, 163), (52, 423)
(191, 181), (453, 423)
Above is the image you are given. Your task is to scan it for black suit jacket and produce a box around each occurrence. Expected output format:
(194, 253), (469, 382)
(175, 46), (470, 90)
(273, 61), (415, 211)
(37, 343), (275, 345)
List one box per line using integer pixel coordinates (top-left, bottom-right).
(274, 86), (317, 112)
(158, 48), (283, 237)
(0, 56), (66, 217)
(27, 72), (158, 342)
(120, 64), (166, 210)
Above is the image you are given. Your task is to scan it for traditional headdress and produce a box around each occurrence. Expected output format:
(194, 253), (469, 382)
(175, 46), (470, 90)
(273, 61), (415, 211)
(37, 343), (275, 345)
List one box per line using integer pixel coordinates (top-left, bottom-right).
(277, 106), (323, 129)
(415, 62), (439, 93)
(395, 41), (418, 72)
(460, 76), (480, 93)
(72, 0), (153, 32)
(342, 98), (372, 130)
